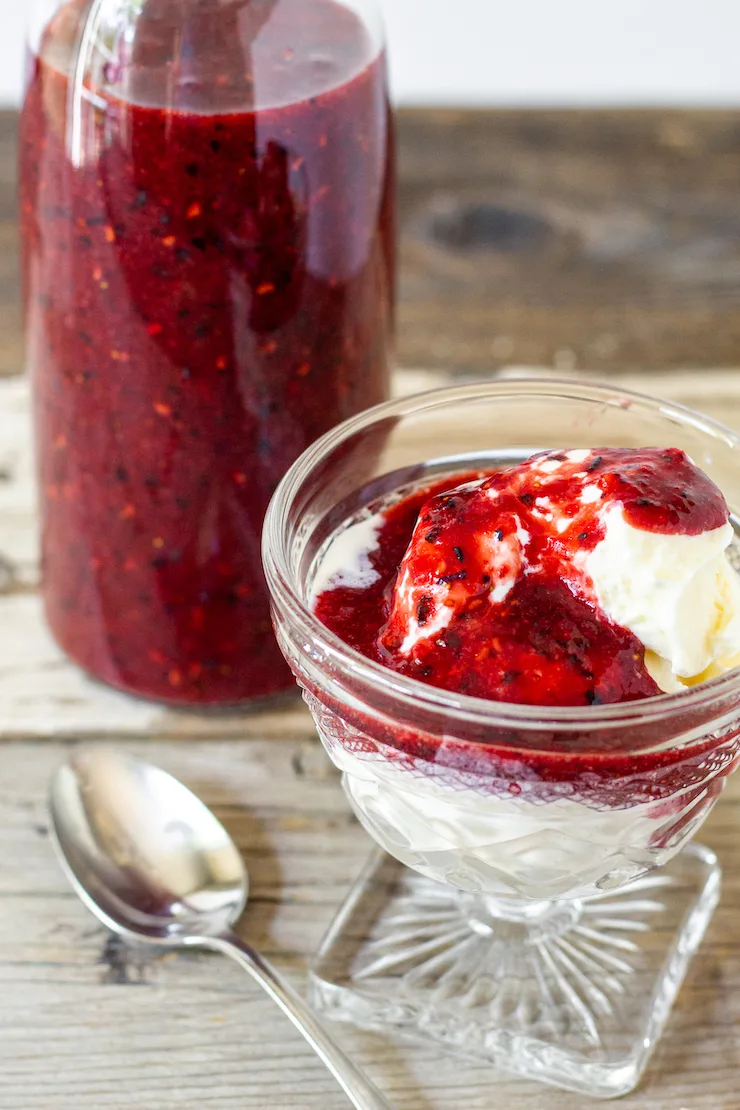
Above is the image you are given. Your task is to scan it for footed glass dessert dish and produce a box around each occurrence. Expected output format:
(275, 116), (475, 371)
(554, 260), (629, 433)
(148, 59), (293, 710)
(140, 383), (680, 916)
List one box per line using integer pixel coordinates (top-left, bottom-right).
(262, 379), (740, 1098)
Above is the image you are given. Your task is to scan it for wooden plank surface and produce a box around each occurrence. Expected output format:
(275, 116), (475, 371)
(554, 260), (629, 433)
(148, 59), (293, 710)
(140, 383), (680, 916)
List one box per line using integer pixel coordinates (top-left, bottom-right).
(6, 104), (740, 1107)
(396, 109), (740, 374)
(1, 738), (740, 1110)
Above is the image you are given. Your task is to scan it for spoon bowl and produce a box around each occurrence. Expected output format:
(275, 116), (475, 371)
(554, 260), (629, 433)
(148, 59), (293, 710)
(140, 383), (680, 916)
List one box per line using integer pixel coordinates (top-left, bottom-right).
(50, 748), (247, 940)
(50, 747), (391, 1110)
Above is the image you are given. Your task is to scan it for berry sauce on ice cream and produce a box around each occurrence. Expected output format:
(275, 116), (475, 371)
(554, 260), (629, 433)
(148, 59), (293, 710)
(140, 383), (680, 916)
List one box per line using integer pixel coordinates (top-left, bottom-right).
(313, 448), (740, 708)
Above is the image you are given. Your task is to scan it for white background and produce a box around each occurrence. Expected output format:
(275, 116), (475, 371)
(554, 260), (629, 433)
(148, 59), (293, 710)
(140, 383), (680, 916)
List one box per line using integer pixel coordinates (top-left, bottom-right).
(5, 0), (740, 108)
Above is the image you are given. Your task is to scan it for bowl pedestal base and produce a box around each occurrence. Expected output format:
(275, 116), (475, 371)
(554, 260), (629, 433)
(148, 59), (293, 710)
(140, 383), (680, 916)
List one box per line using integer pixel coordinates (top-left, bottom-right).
(309, 844), (720, 1100)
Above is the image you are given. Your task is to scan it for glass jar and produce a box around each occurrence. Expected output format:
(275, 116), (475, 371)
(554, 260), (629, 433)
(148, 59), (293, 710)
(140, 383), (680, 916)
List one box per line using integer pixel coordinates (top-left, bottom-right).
(19, 0), (395, 706)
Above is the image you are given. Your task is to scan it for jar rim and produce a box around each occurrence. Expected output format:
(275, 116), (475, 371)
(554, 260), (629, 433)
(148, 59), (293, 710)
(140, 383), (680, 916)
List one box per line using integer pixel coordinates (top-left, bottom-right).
(262, 375), (740, 747)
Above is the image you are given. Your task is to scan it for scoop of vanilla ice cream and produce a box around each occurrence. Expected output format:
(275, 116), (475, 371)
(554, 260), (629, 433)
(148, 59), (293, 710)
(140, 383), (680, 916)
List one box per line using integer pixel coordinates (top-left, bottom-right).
(583, 507), (740, 690)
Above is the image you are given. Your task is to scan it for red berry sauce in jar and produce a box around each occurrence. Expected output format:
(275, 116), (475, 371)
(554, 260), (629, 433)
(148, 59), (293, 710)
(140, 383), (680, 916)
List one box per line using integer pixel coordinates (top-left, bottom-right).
(20, 0), (395, 704)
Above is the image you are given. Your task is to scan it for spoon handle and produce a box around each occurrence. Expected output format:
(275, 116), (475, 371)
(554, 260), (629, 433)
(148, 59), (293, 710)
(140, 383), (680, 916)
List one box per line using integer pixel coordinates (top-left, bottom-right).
(202, 931), (393, 1110)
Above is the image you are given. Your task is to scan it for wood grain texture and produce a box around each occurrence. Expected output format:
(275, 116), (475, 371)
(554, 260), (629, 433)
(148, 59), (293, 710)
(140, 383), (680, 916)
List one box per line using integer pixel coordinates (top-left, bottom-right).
(396, 109), (740, 374)
(0, 112), (21, 380)
(2, 739), (740, 1110)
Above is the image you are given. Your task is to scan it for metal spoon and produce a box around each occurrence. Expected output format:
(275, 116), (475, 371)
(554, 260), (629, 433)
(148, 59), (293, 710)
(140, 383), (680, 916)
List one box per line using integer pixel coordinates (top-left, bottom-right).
(49, 747), (391, 1110)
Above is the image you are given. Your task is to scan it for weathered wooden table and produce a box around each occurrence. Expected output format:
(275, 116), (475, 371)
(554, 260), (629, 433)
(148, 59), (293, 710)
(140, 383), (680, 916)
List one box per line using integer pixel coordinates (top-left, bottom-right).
(3, 110), (740, 1109)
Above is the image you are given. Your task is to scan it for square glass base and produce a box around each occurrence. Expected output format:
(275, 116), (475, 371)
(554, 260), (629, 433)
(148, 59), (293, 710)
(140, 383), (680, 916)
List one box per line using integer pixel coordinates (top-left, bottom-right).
(309, 845), (720, 1100)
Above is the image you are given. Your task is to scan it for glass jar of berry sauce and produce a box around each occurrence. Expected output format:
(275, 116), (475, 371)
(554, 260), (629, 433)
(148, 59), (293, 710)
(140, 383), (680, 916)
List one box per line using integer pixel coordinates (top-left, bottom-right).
(20, 0), (395, 705)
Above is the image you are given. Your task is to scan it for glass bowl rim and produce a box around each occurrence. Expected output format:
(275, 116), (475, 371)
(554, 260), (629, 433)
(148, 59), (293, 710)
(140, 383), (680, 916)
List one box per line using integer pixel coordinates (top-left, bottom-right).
(262, 375), (740, 735)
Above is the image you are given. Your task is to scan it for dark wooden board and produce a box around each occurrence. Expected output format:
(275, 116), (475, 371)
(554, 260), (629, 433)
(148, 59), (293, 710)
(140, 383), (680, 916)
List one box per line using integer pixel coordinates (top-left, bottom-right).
(396, 109), (740, 373)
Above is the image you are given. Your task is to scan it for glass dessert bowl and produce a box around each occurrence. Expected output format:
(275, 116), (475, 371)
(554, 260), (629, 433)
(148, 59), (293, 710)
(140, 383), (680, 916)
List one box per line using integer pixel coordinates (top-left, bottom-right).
(262, 378), (740, 1098)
